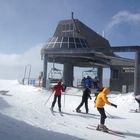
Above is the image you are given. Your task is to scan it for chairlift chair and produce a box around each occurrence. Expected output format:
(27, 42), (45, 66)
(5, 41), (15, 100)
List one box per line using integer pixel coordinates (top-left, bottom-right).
(48, 67), (63, 83)
(82, 68), (97, 78)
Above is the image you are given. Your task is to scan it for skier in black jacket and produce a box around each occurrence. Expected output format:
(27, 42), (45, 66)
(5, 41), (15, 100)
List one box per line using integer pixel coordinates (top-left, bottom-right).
(76, 87), (92, 114)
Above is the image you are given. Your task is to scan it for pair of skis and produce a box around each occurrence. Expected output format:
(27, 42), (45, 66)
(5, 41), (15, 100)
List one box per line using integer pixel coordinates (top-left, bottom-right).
(0, 90), (10, 95)
(72, 110), (98, 116)
(87, 125), (125, 138)
(50, 108), (64, 116)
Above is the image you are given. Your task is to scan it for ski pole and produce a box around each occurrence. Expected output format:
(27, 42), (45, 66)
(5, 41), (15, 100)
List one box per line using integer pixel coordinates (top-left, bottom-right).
(63, 92), (66, 108)
(44, 92), (53, 105)
(105, 110), (114, 118)
(62, 84), (67, 108)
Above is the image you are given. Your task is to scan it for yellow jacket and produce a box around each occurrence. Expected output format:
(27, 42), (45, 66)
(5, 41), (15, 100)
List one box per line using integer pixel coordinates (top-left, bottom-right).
(95, 87), (112, 108)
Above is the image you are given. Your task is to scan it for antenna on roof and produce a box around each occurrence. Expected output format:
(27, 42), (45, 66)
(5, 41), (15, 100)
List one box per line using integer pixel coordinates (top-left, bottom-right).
(71, 12), (74, 19)
(71, 12), (80, 35)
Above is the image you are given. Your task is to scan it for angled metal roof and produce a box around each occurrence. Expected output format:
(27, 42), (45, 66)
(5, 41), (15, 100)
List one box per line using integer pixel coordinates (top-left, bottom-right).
(41, 18), (134, 67)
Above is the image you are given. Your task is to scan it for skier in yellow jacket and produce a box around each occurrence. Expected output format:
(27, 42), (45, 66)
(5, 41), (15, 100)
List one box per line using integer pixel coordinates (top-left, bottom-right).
(95, 87), (117, 131)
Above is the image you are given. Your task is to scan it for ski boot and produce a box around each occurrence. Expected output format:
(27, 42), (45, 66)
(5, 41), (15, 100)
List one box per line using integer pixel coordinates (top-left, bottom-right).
(96, 124), (108, 132)
(86, 109), (89, 114)
(76, 109), (81, 113)
(59, 108), (61, 112)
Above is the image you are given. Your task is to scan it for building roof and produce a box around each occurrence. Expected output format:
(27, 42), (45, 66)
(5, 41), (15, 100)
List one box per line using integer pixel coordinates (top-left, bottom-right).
(41, 18), (134, 67)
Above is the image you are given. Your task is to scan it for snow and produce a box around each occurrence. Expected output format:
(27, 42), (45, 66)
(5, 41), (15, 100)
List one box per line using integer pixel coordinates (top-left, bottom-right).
(0, 80), (140, 140)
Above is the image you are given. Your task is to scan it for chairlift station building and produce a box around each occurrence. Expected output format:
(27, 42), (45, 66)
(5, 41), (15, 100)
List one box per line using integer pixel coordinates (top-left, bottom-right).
(41, 15), (140, 95)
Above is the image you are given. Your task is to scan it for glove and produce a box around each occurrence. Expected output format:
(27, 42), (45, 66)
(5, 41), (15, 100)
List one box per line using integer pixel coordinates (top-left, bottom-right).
(111, 103), (117, 108)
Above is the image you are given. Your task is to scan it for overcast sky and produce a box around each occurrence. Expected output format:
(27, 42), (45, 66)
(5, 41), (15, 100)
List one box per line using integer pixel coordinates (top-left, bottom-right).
(0, 0), (140, 81)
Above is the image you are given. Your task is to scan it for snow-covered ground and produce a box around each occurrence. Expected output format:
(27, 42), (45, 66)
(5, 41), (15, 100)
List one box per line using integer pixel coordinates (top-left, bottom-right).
(0, 80), (140, 140)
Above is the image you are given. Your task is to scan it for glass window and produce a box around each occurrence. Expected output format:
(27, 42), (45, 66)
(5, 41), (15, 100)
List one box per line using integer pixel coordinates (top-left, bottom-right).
(80, 39), (88, 48)
(80, 39), (85, 44)
(69, 37), (74, 43)
(82, 44), (87, 48)
(66, 24), (69, 30)
(48, 43), (54, 48)
(75, 38), (80, 43)
(112, 69), (119, 79)
(61, 43), (68, 48)
(76, 43), (82, 48)
(48, 38), (52, 42)
(63, 37), (68, 42)
(84, 40), (88, 45)
(70, 24), (74, 30)
(62, 24), (74, 31)
(57, 37), (62, 42)
(69, 43), (75, 48)
(62, 25), (66, 31)
(51, 37), (57, 42)
(54, 43), (60, 48)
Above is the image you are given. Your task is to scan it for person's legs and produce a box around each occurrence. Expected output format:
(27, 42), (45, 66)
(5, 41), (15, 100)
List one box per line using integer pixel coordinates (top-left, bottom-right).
(58, 95), (61, 112)
(85, 99), (89, 113)
(97, 107), (108, 131)
(97, 108), (107, 125)
(76, 100), (84, 112)
(51, 95), (57, 110)
(135, 98), (140, 111)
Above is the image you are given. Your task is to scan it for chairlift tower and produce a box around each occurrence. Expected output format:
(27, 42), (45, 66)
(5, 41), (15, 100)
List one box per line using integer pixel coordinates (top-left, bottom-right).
(22, 64), (32, 85)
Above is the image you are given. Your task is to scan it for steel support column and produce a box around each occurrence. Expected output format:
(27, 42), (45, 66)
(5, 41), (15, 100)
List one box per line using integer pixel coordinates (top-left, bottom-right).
(63, 63), (74, 86)
(97, 67), (103, 86)
(134, 51), (140, 95)
(42, 54), (48, 88)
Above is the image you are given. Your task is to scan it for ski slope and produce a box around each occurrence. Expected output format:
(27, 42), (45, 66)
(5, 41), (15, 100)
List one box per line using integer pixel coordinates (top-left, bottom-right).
(0, 80), (140, 140)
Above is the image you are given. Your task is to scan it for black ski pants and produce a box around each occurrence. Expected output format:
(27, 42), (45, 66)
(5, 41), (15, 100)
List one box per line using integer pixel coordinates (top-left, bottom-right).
(97, 107), (107, 125)
(51, 95), (61, 109)
(76, 98), (88, 113)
